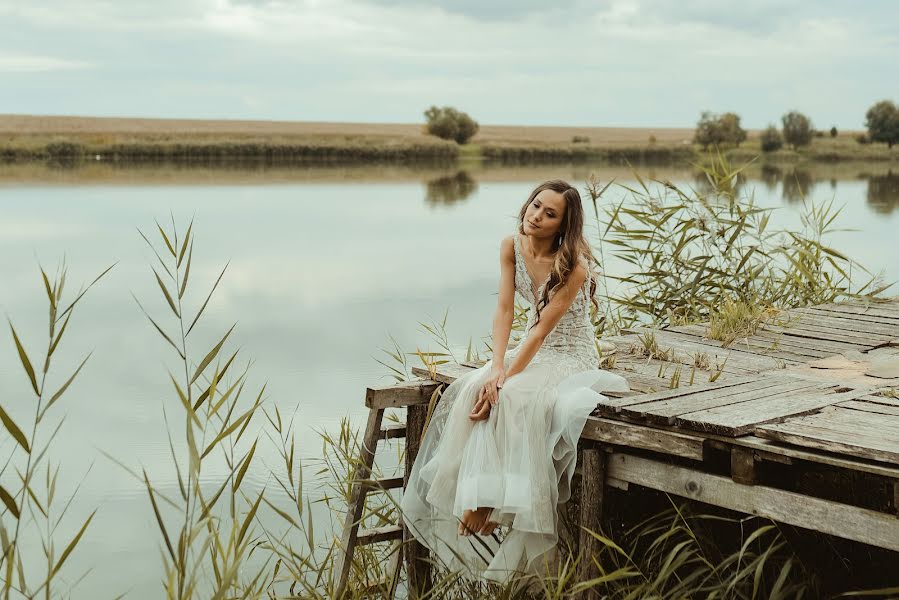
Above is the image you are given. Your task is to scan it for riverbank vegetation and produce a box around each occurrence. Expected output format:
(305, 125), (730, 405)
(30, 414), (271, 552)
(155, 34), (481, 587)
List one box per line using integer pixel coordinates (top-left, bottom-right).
(2, 114), (896, 168)
(1, 155), (897, 598)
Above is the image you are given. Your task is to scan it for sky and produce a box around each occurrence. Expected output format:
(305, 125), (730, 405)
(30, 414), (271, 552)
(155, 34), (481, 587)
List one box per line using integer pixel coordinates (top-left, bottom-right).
(0, 0), (897, 128)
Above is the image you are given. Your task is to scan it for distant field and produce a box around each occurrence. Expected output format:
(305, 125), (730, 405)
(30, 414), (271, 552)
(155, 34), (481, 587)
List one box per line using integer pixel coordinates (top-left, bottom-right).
(0, 114), (890, 164)
(0, 114), (695, 145)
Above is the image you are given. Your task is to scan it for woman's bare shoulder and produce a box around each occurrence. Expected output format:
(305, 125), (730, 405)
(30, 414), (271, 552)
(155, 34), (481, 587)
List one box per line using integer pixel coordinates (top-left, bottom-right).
(500, 235), (515, 260)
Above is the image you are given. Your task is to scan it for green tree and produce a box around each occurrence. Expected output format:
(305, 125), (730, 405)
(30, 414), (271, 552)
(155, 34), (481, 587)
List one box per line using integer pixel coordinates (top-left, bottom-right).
(693, 111), (724, 150)
(694, 111), (746, 149)
(719, 112), (747, 147)
(759, 125), (783, 152)
(865, 100), (899, 148)
(423, 105), (480, 144)
(829, 126), (838, 138)
(781, 110), (813, 149)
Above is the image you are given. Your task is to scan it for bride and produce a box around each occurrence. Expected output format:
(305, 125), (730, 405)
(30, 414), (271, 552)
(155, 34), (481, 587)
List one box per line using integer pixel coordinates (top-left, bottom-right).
(400, 179), (629, 583)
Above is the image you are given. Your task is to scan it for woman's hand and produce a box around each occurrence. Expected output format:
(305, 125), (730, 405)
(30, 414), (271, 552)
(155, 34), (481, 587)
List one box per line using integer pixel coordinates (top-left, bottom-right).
(469, 367), (505, 421)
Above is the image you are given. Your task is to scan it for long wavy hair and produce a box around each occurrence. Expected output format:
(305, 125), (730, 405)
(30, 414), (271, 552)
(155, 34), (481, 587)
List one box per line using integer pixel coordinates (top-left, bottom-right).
(517, 179), (599, 328)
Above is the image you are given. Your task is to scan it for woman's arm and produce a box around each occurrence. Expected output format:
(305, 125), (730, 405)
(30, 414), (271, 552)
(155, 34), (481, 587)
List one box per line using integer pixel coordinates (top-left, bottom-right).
(469, 236), (516, 420)
(490, 235), (516, 366)
(504, 263), (588, 379)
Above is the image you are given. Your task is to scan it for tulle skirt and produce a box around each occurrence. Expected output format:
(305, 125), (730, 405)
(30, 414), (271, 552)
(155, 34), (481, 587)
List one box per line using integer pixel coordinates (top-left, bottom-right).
(400, 349), (629, 583)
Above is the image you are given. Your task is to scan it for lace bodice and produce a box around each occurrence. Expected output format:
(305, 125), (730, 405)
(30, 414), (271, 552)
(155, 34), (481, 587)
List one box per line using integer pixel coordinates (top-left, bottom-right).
(510, 233), (599, 372)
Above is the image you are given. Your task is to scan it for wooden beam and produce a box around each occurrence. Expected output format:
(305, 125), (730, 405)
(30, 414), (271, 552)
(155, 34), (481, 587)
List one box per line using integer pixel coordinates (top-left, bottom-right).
(411, 362), (476, 385)
(333, 408), (384, 596)
(580, 416), (705, 461)
(730, 447), (756, 485)
(358, 524), (404, 546)
(606, 453), (899, 552)
(365, 379), (442, 409)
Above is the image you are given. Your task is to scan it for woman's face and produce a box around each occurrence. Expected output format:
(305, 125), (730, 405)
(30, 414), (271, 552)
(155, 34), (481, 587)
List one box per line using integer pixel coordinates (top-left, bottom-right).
(522, 189), (566, 239)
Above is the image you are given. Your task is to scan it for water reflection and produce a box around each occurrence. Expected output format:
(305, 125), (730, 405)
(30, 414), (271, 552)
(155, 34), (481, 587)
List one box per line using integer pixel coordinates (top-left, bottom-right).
(864, 171), (899, 215)
(424, 170), (478, 206)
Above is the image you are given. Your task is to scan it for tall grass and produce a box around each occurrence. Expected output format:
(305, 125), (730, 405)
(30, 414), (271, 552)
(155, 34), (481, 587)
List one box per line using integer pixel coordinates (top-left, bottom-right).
(0, 260), (114, 598)
(586, 152), (890, 333)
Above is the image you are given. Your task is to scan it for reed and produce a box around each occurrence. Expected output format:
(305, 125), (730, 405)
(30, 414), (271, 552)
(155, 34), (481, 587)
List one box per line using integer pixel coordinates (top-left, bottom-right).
(588, 152), (889, 332)
(0, 260), (114, 598)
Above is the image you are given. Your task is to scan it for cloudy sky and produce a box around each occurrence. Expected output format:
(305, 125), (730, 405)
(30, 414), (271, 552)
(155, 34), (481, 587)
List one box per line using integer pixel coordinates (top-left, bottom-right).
(1, 0), (896, 128)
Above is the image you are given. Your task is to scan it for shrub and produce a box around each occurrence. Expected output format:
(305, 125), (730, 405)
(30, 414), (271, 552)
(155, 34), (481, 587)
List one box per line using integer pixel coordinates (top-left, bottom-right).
(855, 133), (870, 145)
(830, 126), (838, 138)
(423, 105), (480, 144)
(759, 125), (783, 152)
(648, 134), (657, 145)
(865, 99), (899, 148)
(571, 135), (590, 143)
(781, 110), (814, 149)
(693, 111), (746, 149)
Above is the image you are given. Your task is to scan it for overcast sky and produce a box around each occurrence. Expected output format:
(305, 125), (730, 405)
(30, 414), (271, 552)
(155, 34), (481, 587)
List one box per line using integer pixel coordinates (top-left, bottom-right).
(1, 0), (896, 128)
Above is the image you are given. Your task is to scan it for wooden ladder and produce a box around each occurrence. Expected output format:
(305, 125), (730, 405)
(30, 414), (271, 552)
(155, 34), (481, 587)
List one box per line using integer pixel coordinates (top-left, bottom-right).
(333, 376), (444, 599)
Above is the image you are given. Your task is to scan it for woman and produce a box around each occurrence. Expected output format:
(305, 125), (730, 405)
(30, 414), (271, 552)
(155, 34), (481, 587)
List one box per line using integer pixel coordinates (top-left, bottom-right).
(400, 179), (629, 583)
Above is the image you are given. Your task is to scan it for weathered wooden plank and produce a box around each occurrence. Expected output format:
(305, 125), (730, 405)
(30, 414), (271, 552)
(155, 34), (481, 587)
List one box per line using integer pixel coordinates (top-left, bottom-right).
(359, 476), (405, 491)
(366, 379), (443, 409)
(763, 320), (894, 346)
(606, 333), (764, 375)
(654, 329), (810, 368)
(784, 311), (899, 339)
(710, 434), (899, 479)
(606, 452), (899, 552)
(852, 394), (899, 408)
(358, 524), (404, 546)
(743, 330), (866, 356)
(756, 406), (899, 465)
(798, 307), (899, 330)
(674, 385), (868, 437)
(580, 416), (705, 460)
(411, 362), (475, 385)
(836, 399), (899, 417)
(380, 423), (407, 440)
(814, 302), (899, 321)
(621, 377), (818, 424)
(595, 374), (759, 413)
(671, 323), (860, 358)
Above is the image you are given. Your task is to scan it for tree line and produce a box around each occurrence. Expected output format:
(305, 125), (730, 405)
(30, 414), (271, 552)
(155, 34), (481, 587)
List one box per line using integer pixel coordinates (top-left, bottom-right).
(695, 100), (899, 152)
(418, 100), (899, 150)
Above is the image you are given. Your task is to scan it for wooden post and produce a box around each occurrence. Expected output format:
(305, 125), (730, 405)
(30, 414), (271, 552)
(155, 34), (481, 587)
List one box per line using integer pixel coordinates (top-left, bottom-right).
(404, 404), (432, 597)
(576, 444), (606, 599)
(333, 407), (384, 597)
(730, 447), (757, 485)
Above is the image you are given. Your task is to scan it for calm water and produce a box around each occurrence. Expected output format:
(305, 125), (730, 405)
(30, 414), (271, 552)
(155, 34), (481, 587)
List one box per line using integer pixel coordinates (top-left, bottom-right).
(0, 160), (897, 597)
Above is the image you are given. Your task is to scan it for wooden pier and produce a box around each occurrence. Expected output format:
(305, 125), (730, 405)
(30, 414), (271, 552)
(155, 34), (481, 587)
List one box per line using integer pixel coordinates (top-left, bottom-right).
(336, 299), (899, 597)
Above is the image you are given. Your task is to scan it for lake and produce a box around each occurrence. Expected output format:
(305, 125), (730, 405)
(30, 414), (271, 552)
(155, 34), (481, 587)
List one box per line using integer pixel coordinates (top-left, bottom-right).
(0, 159), (896, 598)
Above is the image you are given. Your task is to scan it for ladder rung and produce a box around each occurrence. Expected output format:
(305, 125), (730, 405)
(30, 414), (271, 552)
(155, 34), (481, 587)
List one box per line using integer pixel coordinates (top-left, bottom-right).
(360, 476), (404, 491)
(357, 524), (403, 546)
(380, 423), (407, 440)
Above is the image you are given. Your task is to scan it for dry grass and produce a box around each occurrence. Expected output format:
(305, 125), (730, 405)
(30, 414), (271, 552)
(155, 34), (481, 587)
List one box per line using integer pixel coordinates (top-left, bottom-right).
(2, 115), (894, 165)
(0, 114), (693, 145)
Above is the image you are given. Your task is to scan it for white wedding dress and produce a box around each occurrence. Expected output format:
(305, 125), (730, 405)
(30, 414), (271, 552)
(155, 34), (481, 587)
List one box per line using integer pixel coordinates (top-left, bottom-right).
(400, 233), (629, 583)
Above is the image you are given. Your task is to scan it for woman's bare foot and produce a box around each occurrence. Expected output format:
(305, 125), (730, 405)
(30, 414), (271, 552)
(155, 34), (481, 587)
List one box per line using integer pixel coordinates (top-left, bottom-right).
(458, 507), (493, 536)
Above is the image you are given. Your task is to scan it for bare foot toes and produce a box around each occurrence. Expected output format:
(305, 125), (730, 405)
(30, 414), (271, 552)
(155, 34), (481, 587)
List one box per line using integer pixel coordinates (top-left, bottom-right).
(459, 507), (492, 536)
(479, 520), (499, 536)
